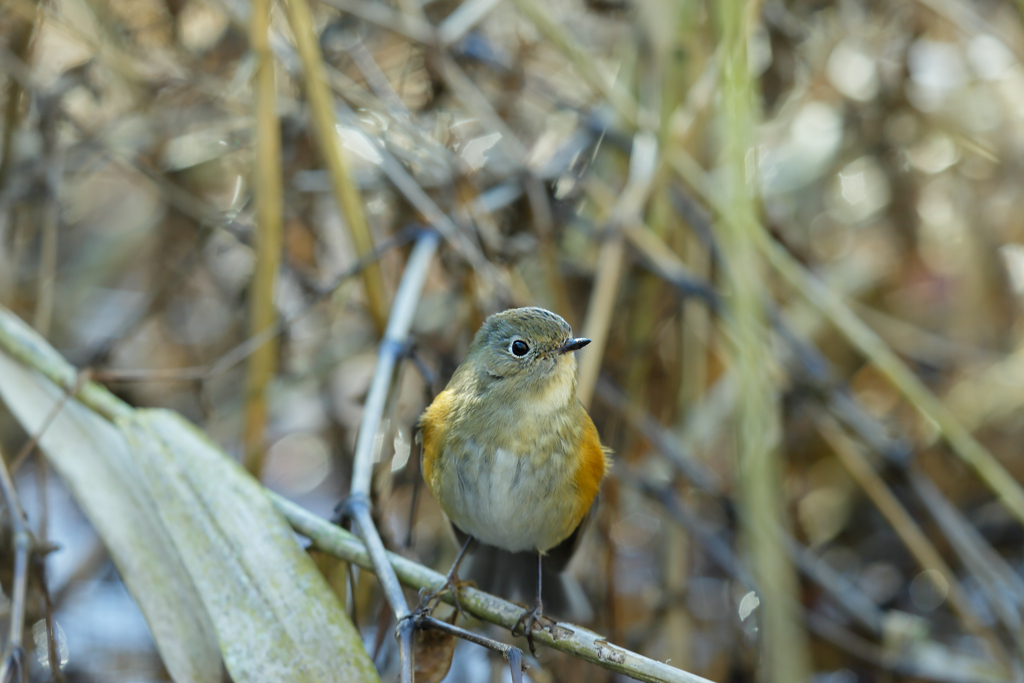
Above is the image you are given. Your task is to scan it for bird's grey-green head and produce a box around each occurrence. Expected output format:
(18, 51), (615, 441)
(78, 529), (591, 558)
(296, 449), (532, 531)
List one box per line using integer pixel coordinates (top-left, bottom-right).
(465, 308), (590, 388)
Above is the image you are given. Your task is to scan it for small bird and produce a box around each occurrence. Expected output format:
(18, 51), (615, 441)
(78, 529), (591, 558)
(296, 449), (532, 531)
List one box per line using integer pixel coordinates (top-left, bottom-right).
(418, 307), (609, 654)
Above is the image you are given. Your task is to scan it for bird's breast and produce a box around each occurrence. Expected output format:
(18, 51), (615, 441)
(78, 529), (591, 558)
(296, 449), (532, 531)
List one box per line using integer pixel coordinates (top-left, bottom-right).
(431, 438), (583, 553)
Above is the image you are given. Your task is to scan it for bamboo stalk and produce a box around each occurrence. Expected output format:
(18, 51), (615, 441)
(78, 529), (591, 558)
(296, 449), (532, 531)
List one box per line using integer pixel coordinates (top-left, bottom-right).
(285, 0), (389, 333)
(242, 0), (285, 476)
(713, 2), (811, 681)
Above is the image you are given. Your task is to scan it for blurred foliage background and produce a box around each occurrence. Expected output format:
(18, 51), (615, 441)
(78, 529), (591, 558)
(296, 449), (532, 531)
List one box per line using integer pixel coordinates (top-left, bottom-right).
(2, 0), (1024, 681)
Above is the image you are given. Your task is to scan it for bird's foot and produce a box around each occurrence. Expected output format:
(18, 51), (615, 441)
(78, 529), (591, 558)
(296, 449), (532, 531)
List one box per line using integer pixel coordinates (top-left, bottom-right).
(415, 571), (475, 619)
(511, 598), (546, 657)
(415, 536), (476, 619)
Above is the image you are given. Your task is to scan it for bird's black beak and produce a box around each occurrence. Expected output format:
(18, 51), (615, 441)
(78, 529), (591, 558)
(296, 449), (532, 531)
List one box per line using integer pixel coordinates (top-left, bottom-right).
(558, 338), (591, 354)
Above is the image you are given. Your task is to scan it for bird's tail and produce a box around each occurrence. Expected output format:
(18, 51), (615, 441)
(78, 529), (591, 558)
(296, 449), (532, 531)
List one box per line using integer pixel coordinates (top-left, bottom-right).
(460, 542), (594, 623)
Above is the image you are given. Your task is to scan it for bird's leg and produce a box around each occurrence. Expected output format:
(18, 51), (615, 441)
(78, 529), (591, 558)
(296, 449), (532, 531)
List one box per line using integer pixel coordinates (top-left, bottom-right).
(511, 551), (545, 657)
(417, 535), (474, 618)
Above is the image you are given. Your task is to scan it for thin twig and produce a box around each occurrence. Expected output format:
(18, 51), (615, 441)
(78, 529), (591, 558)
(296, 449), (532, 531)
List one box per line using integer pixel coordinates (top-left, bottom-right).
(339, 231), (441, 683)
(0, 444), (33, 683)
(40, 557), (64, 683)
(11, 371), (88, 473)
(415, 614), (524, 683)
(347, 232), (438, 497)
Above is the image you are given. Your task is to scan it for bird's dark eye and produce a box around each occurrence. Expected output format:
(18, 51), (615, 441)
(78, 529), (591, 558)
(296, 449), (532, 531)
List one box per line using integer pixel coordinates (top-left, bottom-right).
(511, 340), (529, 356)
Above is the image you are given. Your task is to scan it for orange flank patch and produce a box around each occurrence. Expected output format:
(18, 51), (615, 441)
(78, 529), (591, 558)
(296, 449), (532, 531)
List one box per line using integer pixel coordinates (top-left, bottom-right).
(418, 388), (455, 488)
(572, 416), (609, 523)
